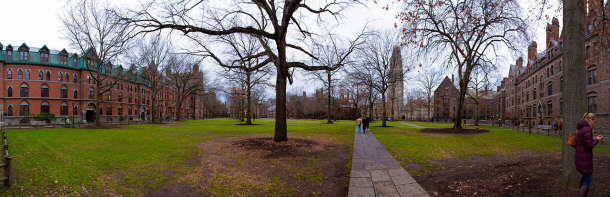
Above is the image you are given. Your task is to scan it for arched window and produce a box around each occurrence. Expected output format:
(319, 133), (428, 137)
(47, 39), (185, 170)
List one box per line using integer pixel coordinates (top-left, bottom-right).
(587, 93), (597, 113)
(7, 105), (13, 116)
(7, 69), (12, 79)
(19, 101), (29, 116)
(73, 74), (78, 83)
(65, 73), (69, 82)
(59, 73), (63, 81)
(7, 87), (12, 97)
(20, 84), (29, 97)
(60, 102), (68, 115)
(17, 69), (23, 79)
(88, 88), (94, 99)
(39, 70), (43, 80)
(41, 101), (50, 113)
(41, 84), (49, 97)
(74, 90), (78, 99)
(106, 105), (112, 115)
(60, 86), (68, 98)
(25, 70), (30, 79)
(46, 71), (50, 81)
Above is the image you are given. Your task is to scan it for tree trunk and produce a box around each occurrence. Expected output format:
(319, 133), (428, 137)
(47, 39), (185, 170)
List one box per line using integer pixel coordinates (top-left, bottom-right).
(391, 87), (395, 122)
(561, 0), (585, 190)
(381, 90), (387, 127)
(368, 85), (374, 122)
(327, 71), (332, 124)
(95, 82), (101, 127)
(246, 72), (252, 125)
(453, 80), (467, 129)
(474, 103), (480, 126)
(274, 67), (288, 141)
(176, 97), (183, 121)
(151, 92), (157, 123)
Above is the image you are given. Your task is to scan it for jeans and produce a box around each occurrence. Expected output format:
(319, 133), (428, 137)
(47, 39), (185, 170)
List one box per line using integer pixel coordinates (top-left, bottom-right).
(581, 174), (592, 187)
(357, 125), (361, 133)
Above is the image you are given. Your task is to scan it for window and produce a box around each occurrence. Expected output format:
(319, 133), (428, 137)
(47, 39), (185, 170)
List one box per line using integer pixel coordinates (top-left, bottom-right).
(59, 53), (68, 65)
(46, 71), (50, 81)
(118, 106), (123, 115)
(87, 75), (91, 84)
(128, 106), (132, 115)
(73, 106), (78, 116)
(73, 74), (77, 83)
(107, 94), (111, 101)
(585, 46), (590, 58)
(60, 102), (68, 115)
(587, 68), (597, 84)
(118, 94), (123, 102)
(547, 101), (553, 115)
(560, 77), (563, 92)
(547, 83), (553, 96)
(99, 106), (103, 115)
(73, 58), (77, 67)
(74, 90), (78, 99)
(41, 84), (49, 97)
(17, 69), (22, 79)
(560, 99), (563, 115)
(65, 73), (69, 82)
(7, 87), (12, 97)
(533, 89), (537, 100)
(551, 65), (554, 75)
(59, 73), (63, 81)
(60, 86), (68, 98)
(19, 51), (28, 61)
(546, 68), (549, 77)
(41, 102), (50, 113)
(89, 88), (94, 99)
(19, 101), (29, 116)
(106, 106), (112, 115)
(587, 94), (597, 113)
(39, 70), (43, 80)
(20, 84), (28, 97)
(129, 95), (132, 103)
(41, 52), (49, 62)
(6, 49), (12, 61)
(7, 69), (12, 79)
(25, 70), (30, 79)
(7, 105), (13, 116)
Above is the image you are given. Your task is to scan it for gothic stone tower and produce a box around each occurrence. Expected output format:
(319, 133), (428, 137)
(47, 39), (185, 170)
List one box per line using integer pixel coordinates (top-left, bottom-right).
(387, 46), (404, 120)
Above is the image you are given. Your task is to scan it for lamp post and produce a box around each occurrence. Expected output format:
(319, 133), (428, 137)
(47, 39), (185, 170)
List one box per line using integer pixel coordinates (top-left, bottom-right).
(72, 103), (75, 128)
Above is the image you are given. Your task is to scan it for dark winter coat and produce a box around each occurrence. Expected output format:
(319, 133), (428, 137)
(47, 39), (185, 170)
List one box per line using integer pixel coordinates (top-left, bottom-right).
(575, 120), (599, 174)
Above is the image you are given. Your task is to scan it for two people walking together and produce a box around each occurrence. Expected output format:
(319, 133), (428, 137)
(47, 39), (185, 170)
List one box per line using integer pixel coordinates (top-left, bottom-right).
(356, 117), (369, 133)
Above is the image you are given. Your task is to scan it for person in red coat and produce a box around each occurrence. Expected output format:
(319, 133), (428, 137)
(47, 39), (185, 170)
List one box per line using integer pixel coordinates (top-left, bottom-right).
(575, 113), (604, 197)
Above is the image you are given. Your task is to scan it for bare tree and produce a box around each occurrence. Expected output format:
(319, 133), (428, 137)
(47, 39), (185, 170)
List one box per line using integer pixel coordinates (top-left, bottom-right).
(60, 0), (137, 126)
(400, 0), (528, 129)
(465, 65), (496, 126)
(125, 0), (363, 142)
(165, 54), (204, 121)
(355, 30), (404, 127)
(134, 33), (170, 123)
(414, 67), (443, 122)
(204, 33), (272, 125)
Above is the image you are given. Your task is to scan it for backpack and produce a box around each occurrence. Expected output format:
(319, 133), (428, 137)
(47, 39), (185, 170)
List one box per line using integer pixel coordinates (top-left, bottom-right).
(568, 131), (577, 147)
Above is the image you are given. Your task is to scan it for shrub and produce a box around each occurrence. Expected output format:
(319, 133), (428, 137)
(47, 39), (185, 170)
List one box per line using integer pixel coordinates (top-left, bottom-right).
(34, 113), (56, 123)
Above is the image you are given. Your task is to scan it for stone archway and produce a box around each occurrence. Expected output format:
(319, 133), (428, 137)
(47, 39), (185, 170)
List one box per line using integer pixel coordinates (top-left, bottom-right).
(86, 103), (96, 123)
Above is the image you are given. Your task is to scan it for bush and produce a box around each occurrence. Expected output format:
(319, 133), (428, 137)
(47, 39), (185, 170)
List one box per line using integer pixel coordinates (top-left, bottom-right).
(34, 113), (56, 123)
(119, 115), (126, 122)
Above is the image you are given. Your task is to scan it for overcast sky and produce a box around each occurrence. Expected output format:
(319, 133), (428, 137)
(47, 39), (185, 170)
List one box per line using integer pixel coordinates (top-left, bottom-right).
(0, 0), (561, 101)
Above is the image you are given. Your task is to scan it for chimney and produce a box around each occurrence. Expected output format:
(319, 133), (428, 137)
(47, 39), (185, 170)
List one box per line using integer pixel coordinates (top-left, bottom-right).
(451, 74), (454, 84)
(546, 23), (553, 49)
(527, 41), (537, 61)
(552, 17), (560, 43)
(303, 91), (306, 97)
(516, 57), (524, 69)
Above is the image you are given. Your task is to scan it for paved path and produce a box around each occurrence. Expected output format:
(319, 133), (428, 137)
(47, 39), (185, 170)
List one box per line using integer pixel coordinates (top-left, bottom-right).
(399, 122), (427, 129)
(348, 131), (429, 197)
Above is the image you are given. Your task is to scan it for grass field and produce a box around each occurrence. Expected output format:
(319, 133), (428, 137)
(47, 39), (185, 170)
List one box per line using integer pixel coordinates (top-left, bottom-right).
(371, 121), (610, 174)
(0, 118), (355, 196)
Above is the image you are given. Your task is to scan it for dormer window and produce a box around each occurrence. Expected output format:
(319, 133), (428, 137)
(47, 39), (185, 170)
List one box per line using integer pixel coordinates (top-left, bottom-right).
(72, 54), (78, 66)
(18, 45), (29, 61)
(40, 47), (49, 62)
(59, 50), (68, 65)
(6, 46), (13, 61)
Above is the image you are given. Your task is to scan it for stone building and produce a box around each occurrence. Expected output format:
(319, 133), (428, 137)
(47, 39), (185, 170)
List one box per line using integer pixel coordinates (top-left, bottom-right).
(374, 47), (406, 121)
(491, 1), (610, 131)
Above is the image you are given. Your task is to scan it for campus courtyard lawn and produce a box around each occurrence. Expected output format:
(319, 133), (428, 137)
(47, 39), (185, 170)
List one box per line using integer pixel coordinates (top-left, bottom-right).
(0, 118), (355, 196)
(372, 121), (610, 196)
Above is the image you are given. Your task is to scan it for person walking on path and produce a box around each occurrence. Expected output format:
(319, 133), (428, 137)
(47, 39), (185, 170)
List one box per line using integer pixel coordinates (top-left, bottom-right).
(363, 117), (370, 133)
(356, 117), (363, 133)
(575, 113), (604, 197)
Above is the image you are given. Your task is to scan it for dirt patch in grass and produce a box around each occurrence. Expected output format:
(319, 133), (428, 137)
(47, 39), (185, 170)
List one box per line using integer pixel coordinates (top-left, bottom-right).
(420, 128), (489, 135)
(414, 150), (610, 196)
(178, 135), (350, 196)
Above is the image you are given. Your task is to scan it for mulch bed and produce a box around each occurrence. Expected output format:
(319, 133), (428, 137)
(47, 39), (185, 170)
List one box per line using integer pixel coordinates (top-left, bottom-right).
(420, 128), (489, 134)
(413, 150), (610, 196)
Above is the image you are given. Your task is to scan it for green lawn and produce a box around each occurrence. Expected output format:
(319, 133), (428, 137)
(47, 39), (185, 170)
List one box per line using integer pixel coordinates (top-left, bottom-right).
(0, 118), (355, 196)
(372, 121), (610, 174)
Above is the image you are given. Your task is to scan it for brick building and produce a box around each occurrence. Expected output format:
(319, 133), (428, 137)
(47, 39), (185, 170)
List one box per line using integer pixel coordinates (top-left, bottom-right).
(490, 1), (610, 131)
(0, 42), (204, 125)
(433, 75), (494, 123)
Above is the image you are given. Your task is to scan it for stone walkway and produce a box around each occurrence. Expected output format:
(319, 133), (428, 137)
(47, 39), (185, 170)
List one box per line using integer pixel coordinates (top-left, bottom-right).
(348, 131), (429, 197)
(399, 122), (427, 129)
